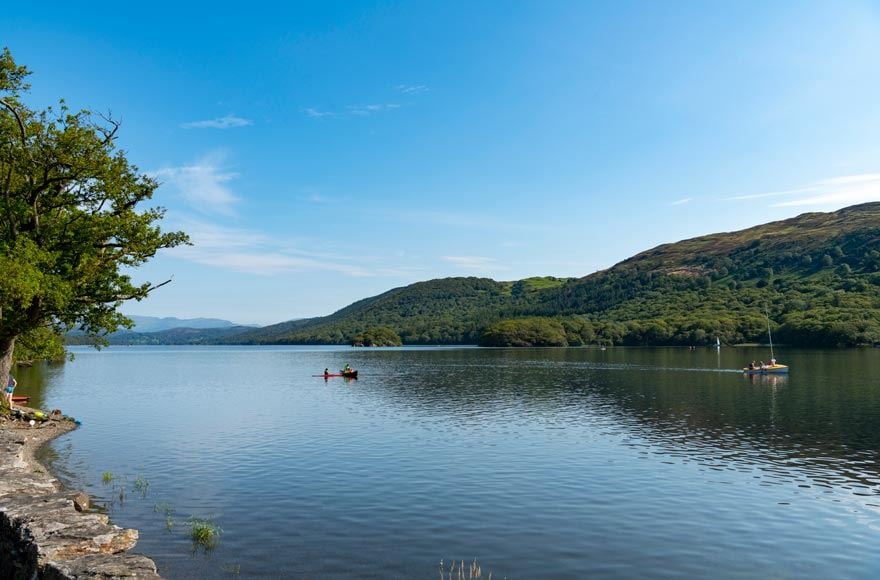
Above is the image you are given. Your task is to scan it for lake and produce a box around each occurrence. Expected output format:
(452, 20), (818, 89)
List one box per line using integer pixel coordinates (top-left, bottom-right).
(13, 346), (880, 578)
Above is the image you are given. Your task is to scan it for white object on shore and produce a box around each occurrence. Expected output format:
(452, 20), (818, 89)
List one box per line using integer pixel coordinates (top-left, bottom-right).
(29, 420), (35, 426)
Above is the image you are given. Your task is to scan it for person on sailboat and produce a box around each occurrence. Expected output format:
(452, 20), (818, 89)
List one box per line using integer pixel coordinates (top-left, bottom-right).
(769, 357), (776, 366)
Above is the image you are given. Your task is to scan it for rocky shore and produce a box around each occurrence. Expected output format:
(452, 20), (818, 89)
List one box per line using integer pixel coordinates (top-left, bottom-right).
(0, 410), (161, 579)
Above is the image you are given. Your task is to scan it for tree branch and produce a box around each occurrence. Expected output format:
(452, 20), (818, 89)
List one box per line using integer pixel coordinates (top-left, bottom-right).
(1, 164), (14, 239)
(130, 277), (174, 299)
(96, 112), (120, 146)
(0, 98), (27, 148)
(149, 277), (172, 290)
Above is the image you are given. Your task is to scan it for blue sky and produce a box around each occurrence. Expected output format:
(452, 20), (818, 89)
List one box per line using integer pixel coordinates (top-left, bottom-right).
(4, 1), (880, 324)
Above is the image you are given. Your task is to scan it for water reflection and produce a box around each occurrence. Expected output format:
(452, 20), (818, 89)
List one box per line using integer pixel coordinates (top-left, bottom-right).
(743, 372), (787, 388)
(355, 348), (880, 499)
(7, 360), (64, 411)
(34, 346), (880, 579)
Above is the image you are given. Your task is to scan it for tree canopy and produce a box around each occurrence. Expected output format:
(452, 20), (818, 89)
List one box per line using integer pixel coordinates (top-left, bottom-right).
(0, 48), (188, 405)
(352, 326), (402, 347)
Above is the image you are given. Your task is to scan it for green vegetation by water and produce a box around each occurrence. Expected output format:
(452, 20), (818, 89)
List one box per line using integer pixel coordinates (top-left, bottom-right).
(351, 326), (402, 347)
(188, 517), (223, 552)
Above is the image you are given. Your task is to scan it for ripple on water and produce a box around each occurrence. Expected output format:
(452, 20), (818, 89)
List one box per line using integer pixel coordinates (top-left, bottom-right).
(33, 346), (880, 579)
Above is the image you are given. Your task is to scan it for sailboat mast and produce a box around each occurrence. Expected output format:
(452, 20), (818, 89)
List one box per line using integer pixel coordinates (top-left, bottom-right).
(766, 307), (775, 360)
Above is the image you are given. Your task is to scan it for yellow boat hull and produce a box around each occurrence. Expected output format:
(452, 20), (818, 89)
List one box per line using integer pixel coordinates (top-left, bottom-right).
(743, 364), (789, 374)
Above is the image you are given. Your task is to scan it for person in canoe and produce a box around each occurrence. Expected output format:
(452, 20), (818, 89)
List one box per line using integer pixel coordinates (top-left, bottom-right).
(342, 363), (352, 373)
(324, 368), (330, 378)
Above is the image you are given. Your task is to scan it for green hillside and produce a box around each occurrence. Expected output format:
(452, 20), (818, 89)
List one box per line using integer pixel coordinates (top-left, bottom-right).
(229, 203), (880, 347)
(229, 277), (514, 344)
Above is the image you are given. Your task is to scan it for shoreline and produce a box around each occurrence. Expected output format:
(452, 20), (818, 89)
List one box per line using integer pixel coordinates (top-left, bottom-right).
(0, 409), (161, 579)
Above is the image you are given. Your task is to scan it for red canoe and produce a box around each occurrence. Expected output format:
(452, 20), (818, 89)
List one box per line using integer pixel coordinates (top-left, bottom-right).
(315, 371), (358, 379)
(11, 395), (30, 404)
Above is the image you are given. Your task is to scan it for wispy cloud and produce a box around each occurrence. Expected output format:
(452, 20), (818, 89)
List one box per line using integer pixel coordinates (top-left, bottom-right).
(152, 158), (424, 277)
(181, 250), (370, 276)
(671, 197), (693, 206)
(396, 84), (429, 94)
(304, 104), (401, 118)
(725, 173), (880, 207)
(348, 103), (400, 116)
(723, 185), (818, 202)
(305, 107), (336, 118)
(442, 256), (507, 271)
(168, 220), (372, 276)
(153, 153), (240, 216)
(180, 114), (252, 129)
(305, 193), (334, 204)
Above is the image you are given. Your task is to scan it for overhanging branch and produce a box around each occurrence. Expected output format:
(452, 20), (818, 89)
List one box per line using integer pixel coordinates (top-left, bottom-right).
(0, 98), (27, 148)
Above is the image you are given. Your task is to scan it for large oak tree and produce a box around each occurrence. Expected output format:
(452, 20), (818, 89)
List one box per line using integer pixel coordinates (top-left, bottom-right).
(0, 49), (188, 405)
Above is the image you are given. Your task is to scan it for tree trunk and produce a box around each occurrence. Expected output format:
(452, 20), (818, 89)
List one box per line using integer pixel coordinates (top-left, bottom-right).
(0, 335), (16, 410)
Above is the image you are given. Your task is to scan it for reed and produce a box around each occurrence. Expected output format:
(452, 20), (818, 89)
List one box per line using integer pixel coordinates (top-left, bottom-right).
(154, 502), (176, 532)
(188, 517), (223, 551)
(133, 475), (150, 497)
(438, 558), (494, 580)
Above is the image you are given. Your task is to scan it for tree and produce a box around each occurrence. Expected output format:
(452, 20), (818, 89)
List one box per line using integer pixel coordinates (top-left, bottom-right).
(352, 326), (402, 347)
(479, 318), (568, 347)
(0, 49), (188, 406)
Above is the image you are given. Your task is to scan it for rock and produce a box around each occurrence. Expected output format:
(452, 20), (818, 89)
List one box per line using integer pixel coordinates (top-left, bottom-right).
(43, 553), (161, 579)
(73, 492), (90, 512)
(0, 422), (162, 579)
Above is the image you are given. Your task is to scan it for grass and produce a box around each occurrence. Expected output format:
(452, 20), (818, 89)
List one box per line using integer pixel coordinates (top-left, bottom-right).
(133, 475), (150, 498)
(188, 517), (223, 552)
(438, 559), (495, 580)
(101, 471), (115, 484)
(154, 501), (174, 515)
(154, 502), (175, 532)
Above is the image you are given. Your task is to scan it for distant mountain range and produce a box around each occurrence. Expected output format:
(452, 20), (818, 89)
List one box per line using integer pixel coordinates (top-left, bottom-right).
(65, 315), (258, 346)
(67, 203), (880, 348)
(126, 315), (243, 332)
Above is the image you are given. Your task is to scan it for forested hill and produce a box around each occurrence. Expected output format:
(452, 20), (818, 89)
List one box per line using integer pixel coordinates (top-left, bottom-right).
(225, 277), (541, 345)
(228, 203), (880, 347)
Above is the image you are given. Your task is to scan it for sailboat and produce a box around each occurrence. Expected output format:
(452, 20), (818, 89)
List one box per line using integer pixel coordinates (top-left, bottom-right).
(743, 308), (789, 374)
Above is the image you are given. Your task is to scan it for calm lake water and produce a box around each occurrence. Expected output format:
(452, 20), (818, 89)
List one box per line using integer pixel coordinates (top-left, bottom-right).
(14, 346), (880, 578)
